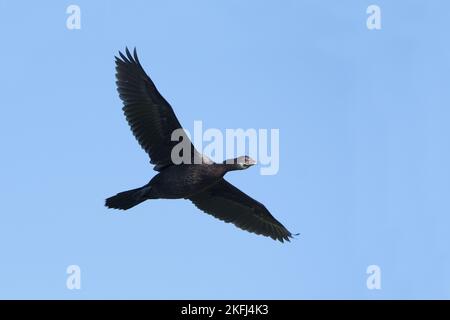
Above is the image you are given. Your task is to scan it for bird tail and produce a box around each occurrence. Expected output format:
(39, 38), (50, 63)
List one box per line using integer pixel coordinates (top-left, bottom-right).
(105, 186), (148, 210)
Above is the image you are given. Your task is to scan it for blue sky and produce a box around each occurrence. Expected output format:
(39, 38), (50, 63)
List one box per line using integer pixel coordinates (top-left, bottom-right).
(0, 0), (449, 299)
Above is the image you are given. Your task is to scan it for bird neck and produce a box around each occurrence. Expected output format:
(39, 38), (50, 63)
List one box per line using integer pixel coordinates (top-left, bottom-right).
(219, 162), (243, 173)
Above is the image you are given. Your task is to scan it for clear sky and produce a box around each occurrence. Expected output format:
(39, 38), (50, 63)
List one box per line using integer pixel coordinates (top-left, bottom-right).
(0, 0), (449, 299)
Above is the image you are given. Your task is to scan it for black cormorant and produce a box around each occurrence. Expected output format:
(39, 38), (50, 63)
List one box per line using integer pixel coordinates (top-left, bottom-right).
(105, 48), (295, 242)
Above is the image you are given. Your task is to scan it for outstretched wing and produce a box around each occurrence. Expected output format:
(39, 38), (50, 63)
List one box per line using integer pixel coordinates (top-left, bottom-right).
(188, 179), (295, 242)
(115, 47), (210, 171)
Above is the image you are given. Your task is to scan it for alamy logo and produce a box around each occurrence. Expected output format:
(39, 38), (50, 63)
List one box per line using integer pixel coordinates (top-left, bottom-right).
(366, 265), (381, 290)
(66, 265), (81, 290)
(66, 5), (81, 30)
(170, 121), (280, 175)
(366, 5), (381, 30)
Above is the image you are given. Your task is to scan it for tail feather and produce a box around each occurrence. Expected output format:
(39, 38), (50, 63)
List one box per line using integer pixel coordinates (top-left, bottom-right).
(105, 187), (147, 210)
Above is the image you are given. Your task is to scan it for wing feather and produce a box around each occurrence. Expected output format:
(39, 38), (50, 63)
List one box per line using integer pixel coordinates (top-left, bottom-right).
(189, 179), (295, 242)
(115, 47), (210, 170)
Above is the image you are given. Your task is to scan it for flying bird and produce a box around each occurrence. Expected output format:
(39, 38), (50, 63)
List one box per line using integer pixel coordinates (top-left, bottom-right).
(106, 48), (295, 242)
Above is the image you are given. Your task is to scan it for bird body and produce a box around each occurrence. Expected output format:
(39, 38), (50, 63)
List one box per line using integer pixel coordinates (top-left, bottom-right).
(106, 48), (295, 242)
(148, 163), (228, 199)
(107, 163), (240, 207)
